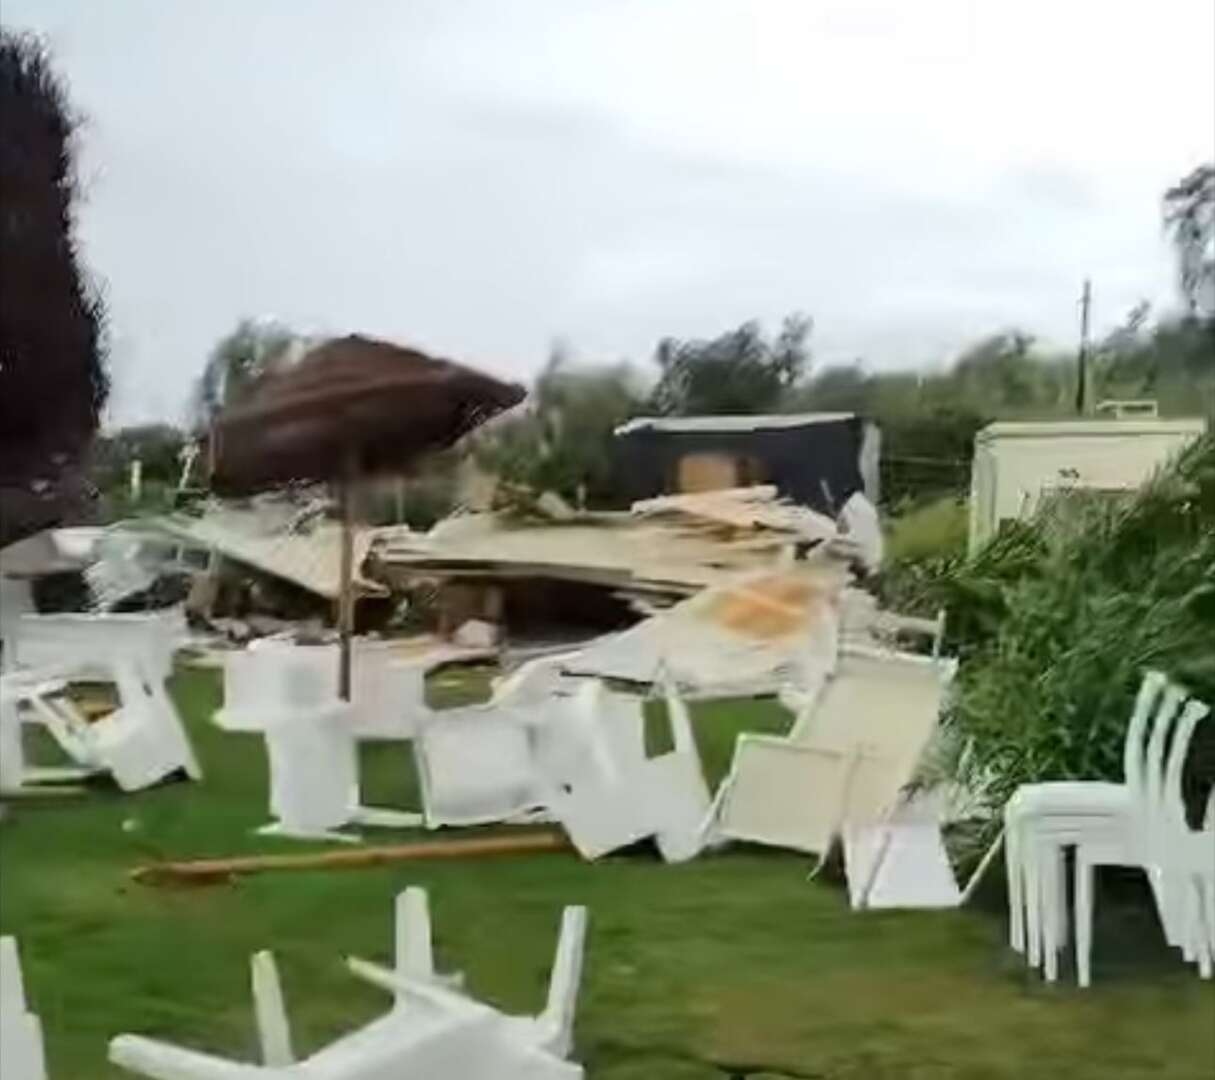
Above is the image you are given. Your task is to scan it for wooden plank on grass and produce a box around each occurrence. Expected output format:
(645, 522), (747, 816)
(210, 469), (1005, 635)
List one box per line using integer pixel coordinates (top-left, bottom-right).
(132, 829), (569, 886)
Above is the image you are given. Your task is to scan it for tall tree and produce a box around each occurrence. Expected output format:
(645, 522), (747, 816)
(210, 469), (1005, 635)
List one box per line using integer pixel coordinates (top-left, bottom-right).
(191, 318), (298, 430)
(650, 314), (811, 415)
(476, 346), (645, 506)
(0, 31), (108, 545)
(1163, 164), (1215, 318)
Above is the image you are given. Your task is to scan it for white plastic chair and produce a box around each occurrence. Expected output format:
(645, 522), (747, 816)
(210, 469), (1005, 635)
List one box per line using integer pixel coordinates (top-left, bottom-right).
(410, 653), (581, 829)
(1005, 671), (1175, 981)
(1072, 690), (1212, 986)
(544, 677), (710, 863)
(1, 674), (74, 790)
(92, 663), (203, 790)
(0, 936), (48, 1080)
(377, 887), (586, 1058)
(12, 608), (185, 684)
(414, 706), (546, 828)
(216, 640), (432, 739)
(1005, 671), (1212, 984)
(111, 1006), (581, 1079)
(260, 701), (363, 841)
(108, 890), (587, 1080)
(227, 643), (423, 839)
(11, 661), (201, 792)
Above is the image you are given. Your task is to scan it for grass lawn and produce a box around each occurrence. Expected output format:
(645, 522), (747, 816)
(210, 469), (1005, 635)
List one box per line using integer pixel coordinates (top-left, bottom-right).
(2, 664), (1213, 1078)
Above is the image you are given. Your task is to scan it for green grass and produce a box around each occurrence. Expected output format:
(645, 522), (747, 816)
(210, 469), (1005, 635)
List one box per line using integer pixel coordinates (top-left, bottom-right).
(2, 667), (1212, 1078)
(884, 497), (970, 566)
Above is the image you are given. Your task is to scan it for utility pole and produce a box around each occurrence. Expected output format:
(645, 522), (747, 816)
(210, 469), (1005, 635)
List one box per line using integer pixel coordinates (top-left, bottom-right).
(1075, 278), (1091, 415)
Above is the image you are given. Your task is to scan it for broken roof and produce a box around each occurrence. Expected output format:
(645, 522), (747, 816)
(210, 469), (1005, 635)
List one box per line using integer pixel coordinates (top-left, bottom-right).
(156, 504), (389, 601)
(374, 486), (842, 596)
(614, 413), (858, 436)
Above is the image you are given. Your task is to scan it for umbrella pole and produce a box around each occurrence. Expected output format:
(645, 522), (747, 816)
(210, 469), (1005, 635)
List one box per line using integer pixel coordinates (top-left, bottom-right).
(338, 450), (357, 701)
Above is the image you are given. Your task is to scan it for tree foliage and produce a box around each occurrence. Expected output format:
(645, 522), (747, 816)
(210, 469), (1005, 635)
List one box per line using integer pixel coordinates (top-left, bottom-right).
(1163, 163), (1215, 317)
(941, 434), (1215, 822)
(650, 314), (811, 415)
(0, 31), (108, 544)
(191, 318), (299, 430)
(474, 347), (646, 507)
(792, 314), (1213, 508)
(91, 423), (185, 490)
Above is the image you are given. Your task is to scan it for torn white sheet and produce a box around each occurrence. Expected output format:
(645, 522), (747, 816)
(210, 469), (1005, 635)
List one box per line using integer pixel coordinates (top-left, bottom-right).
(836, 492), (883, 571)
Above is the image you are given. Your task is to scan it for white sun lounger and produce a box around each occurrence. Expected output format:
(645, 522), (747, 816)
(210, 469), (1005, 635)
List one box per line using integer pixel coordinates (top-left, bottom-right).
(714, 647), (960, 904)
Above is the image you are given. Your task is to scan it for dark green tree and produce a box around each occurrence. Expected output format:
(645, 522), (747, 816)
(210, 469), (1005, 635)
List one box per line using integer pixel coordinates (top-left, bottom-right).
(91, 424), (186, 490)
(476, 346), (645, 506)
(650, 314), (811, 415)
(0, 31), (108, 545)
(191, 318), (298, 430)
(1163, 164), (1215, 317)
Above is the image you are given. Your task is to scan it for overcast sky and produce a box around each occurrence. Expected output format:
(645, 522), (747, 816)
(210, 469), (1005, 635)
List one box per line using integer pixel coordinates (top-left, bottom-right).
(6, 1), (1214, 426)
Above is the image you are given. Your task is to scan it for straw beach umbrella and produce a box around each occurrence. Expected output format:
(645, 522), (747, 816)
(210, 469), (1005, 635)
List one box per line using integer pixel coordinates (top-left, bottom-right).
(210, 334), (524, 697)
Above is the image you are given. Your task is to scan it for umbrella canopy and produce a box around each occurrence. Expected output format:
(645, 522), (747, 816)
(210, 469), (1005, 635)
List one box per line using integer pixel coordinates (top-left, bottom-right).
(210, 335), (525, 495)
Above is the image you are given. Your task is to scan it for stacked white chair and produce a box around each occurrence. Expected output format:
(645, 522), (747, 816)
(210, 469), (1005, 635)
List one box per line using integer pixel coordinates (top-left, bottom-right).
(0, 936), (48, 1080)
(1005, 670), (1213, 985)
(108, 888), (587, 1079)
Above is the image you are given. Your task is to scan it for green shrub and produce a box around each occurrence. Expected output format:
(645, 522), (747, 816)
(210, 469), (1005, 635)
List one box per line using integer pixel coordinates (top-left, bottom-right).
(875, 496), (972, 620)
(945, 431), (1215, 823)
(885, 496), (969, 563)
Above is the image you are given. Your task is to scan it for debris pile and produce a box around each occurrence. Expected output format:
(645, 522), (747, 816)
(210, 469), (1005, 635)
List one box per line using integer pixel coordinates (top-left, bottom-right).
(373, 485), (868, 646)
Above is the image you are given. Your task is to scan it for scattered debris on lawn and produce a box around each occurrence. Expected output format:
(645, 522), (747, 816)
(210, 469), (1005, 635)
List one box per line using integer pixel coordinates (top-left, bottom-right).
(372, 484), (862, 649)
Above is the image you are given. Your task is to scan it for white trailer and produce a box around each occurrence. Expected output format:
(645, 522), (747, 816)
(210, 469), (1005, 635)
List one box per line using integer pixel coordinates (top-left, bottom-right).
(968, 418), (1206, 553)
